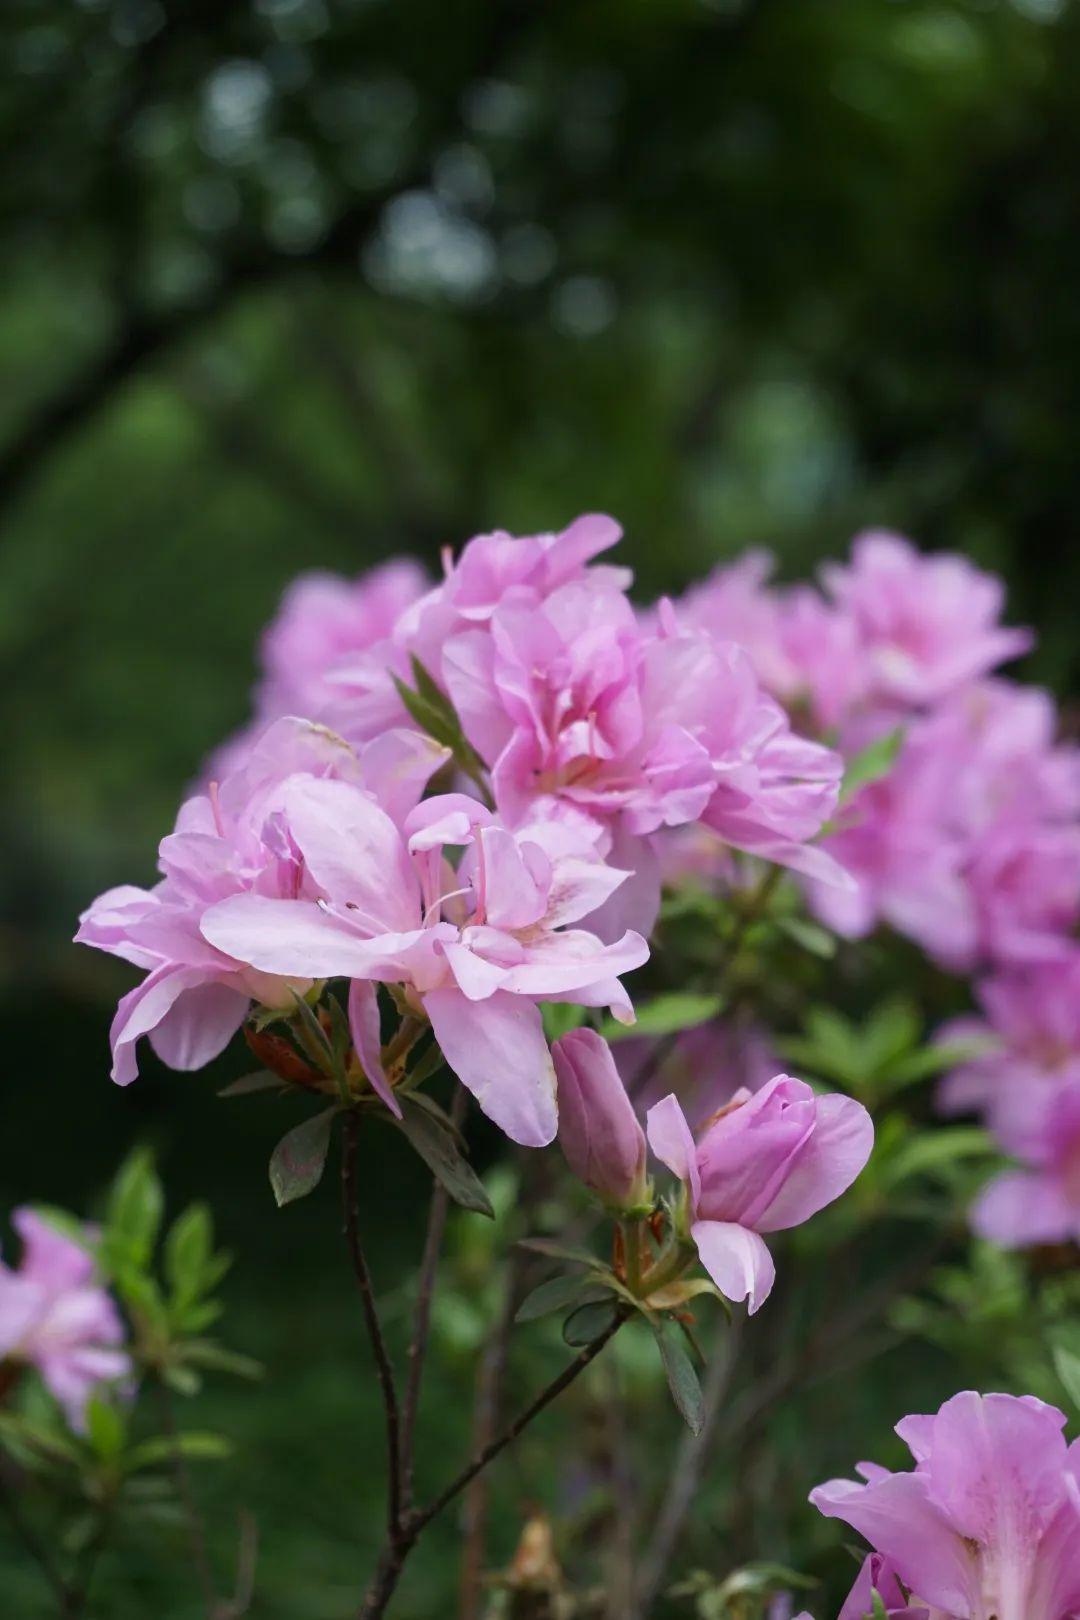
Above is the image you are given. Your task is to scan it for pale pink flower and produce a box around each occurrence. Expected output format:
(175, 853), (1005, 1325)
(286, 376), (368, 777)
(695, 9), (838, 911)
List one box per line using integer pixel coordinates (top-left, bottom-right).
(551, 1030), (648, 1211)
(0, 1210), (128, 1429)
(646, 1077), (872, 1313)
(77, 717), (450, 1088)
(198, 793), (648, 1146)
(810, 1391), (1080, 1620)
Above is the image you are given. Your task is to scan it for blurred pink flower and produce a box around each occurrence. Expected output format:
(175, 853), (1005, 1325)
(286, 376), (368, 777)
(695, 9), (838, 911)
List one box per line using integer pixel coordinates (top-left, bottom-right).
(0, 1210), (128, 1430)
(646, 1077), (872, 1313)
(821, 531), (1031, 708)
(810, 1390), (1080, 1620)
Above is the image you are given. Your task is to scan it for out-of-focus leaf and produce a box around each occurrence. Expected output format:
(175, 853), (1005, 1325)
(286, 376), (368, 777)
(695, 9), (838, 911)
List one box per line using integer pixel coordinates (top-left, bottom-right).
(840, 728), (904, 802)
(602, 992), (722, 1041)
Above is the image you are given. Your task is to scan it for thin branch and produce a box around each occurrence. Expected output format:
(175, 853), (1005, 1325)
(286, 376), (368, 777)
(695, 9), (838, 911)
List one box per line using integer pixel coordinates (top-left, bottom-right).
(413, 1310), (627, 1537)
(357, 1310), (627, 1620)
(341, 1110), (404, 1541)
(631, 1315), (742, 1616)
(399, 1085), (468, 1508)
(459, 1251), (524, 1620)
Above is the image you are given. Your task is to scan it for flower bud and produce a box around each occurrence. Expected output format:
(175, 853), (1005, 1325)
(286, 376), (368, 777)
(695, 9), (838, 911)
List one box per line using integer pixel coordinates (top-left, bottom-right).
(552, 1029), (648, 1212)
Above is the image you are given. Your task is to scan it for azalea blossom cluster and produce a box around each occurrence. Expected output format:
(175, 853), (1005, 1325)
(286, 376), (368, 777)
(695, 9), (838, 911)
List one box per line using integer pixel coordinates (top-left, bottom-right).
(0, 1208), (128, 1428)
(682, 531), (1080, 1250)
(801, 1390), (1080, 1620)
(77, 516), (849, 1142)
(76, 516), (879, 1315)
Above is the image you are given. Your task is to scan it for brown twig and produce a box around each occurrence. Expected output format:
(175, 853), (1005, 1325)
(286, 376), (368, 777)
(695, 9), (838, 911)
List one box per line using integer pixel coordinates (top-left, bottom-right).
(459, 1252), (524, 1620)
(399, 1086), (468, 1506)
(341, 1111), (405, 1542)
(357, 1311), (628, 1619)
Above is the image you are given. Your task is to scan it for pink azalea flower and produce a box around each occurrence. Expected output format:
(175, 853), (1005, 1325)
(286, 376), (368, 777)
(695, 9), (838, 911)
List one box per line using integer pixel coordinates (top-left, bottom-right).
(0, 1210), (129, 1429)
(793, 1553), (928, 1619)
(257, 559), (430, 722)
(551, 1030), (648, 1212)
(207, 560), (430, 775)
(323, 514), (629, 746)
(77, 717), (450, 1088)
(198, 793), (648, 1147)
(938, 954), (1080, 1119)
(439, 575), (849, 934)
(820, 531), (1032, 708)
(645, 1077), (873, 1313)
(679, 552), (866, 731)
(971, 1070), (1080, 1249)
(810, 1390), (1080, 1620)
(814, 681), (1080, 971)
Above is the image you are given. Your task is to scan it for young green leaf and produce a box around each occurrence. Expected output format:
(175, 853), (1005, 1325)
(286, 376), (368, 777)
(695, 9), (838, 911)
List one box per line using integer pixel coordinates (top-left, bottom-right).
(562, 1298), (621, 1347)
(653, 1318), (705, 1435)
(515, 1273), (611, 1324)
(1052, 1338), (1080, 1411)
(125, 1432), (233, 1473)
(840, 727), (904, 803)
(602, 992), (722, 1042)
(107, 1146), (165, 1267)
(394, 1095), (494, 1217)
(268, 1107), (338, 1207)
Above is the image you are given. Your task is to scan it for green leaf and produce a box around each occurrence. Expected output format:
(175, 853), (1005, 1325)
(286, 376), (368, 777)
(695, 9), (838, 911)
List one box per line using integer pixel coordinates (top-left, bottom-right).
(777, 916), (837, 958)
(602, 992), (722, 1042)
(541, 1003), (589, 1042)
(268, 1108), (338, 1207)
(1052, 1338), (1080, 1411)
(165, 1203), (214, 1304)
(881, 1127), (994, 1188)
(107, 1146), (165, 1267)
(871, 1591), (889, 1620)
(179, 1341), (264, 1381)
(125, 1432), (233, 1473)
(515, 1273), (611, 1324)
(840, 727), (904, 803)
(653, 1318), (705, 1435)
(394, 1095), (494, 1217)
(562, 1299), (620, 1347)
(86, 1398), (126, 1461)
(517, 1237), (603, 1269)
(217, 1071), (283, 1097)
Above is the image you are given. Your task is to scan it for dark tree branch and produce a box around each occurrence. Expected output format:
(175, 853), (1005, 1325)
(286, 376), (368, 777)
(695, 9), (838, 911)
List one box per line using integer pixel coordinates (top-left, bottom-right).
(341, 1111), (404, 1543)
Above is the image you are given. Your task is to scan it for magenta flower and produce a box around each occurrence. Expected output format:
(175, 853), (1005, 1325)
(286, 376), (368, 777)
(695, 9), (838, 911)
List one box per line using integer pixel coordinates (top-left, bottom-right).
(77, 717), (450, 1088)
(821, 531), (1032, 708)
(551, 1030), (648, 1212)
(810, 1390), (1080, 1620)
(197, 793), (648, 1147)
(645, 1077), (872, 1313)
(0, 1210), (128, 1429)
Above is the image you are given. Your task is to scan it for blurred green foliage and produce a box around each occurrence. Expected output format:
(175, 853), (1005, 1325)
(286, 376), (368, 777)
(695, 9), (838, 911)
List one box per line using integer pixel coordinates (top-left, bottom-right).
(2, 0), (1079, 1614)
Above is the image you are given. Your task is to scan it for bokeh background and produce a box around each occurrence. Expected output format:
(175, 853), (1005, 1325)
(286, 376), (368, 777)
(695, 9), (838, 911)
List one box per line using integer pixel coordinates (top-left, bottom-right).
(2, 0), (1079, 1614)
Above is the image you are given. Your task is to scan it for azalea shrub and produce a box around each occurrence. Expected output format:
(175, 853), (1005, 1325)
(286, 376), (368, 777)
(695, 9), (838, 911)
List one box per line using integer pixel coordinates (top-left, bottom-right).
(6, 516), (1080, 1618)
